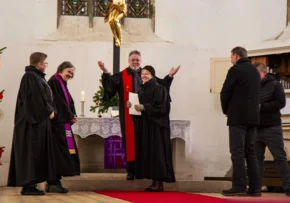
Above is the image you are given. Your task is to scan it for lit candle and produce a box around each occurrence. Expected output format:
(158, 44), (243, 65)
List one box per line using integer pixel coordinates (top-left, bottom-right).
(81, 90), (85, 101)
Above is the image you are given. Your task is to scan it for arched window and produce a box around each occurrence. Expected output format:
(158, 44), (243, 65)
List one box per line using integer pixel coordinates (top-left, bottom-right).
(61, 0), (150, 18)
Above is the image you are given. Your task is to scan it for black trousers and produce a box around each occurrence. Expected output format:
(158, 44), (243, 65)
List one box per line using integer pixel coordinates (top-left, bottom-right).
(126, 161), (135, 174)
(256, 126), (290, 190)
(121, 134), (135, 175)
(229, 126), (260, 191)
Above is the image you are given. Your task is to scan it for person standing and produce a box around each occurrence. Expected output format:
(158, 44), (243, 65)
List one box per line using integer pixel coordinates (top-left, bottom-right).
(220, 46), (261, 196)
(128, 65), (176, 192)
(98, 50), (180, 180)
(254, 62), (290, 196)
(7, 52), (57, 195)
(46, 61), (80, 193)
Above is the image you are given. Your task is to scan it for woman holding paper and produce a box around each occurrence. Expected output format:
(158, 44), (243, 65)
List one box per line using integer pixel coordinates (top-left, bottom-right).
(47, 61), (80, 193)
(128, 65), (176, 192)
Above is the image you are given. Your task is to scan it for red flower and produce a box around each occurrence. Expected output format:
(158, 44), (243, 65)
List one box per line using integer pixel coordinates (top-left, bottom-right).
(0, 93), (3, 100)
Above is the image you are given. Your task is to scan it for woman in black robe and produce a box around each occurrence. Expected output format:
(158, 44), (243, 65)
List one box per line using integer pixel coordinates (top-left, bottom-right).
(128, 65), (176, 192)
(46, 61), (80, 193)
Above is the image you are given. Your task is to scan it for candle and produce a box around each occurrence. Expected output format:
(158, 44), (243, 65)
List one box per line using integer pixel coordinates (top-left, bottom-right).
(81, 90), (85, 101)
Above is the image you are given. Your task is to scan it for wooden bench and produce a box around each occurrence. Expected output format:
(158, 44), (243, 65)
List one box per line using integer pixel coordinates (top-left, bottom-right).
(204, 161), (290, 191)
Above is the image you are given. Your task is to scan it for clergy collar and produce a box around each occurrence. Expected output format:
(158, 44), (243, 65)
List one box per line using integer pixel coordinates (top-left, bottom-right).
(25, 65), (46, 78)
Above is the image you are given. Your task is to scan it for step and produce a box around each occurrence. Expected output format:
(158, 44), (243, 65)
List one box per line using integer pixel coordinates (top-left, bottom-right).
(51, 173), (232, 192)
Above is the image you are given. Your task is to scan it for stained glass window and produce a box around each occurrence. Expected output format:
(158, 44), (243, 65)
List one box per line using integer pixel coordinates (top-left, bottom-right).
(62, 0), (88, 16)
(94, 0), (109, 17)
(126, 0), (150, 18)
(93, 0), (150, 18)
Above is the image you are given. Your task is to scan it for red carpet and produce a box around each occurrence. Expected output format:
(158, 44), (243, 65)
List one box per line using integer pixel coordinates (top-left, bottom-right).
(95, 191), (226, 203)
(94, 191), (290, 203)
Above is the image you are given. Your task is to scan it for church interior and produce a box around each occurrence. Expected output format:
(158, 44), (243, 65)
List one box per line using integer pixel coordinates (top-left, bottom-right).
(1, 0), (290, 202)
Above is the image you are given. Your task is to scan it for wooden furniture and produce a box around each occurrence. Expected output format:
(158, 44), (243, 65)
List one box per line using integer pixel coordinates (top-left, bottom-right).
(204, 161), (290, 191)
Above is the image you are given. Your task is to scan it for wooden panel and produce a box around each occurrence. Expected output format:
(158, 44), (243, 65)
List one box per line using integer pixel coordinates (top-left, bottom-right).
(278, 57), (287, 73)
(251, 56), (269, 66)
(210, 58), (232, 93)
(204, 161), (290, 187)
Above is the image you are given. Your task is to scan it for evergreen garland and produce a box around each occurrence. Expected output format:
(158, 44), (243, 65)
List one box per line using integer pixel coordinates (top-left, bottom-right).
(90, 79), (119, 114)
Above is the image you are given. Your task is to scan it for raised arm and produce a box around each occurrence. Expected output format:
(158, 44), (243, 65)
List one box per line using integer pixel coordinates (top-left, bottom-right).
(156, 65), (180, 101)
(98, 61), (121, 100)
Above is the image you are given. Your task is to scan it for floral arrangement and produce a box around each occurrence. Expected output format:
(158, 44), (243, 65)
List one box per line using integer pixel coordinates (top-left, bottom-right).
(90, 79), (119, 114)
(0, 146), (4, 165)
(0, 47), (6, 122)
(0, 90), (4, 103)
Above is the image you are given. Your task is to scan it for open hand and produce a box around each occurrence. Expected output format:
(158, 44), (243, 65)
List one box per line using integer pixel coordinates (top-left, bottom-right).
(98, 61), (108, 73)
(169, 65), (181, 77)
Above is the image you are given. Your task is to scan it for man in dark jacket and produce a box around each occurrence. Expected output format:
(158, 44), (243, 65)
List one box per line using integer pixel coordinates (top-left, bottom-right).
(221, 46), (261, 196)
(254, 62), (290, 196)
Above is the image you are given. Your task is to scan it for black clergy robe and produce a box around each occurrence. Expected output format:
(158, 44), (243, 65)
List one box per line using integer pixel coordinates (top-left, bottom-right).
(8, 66), (57, 186)
(134, 78), (175, 182)
(47, 75), (80, 177)
(102, 67), (173, 172)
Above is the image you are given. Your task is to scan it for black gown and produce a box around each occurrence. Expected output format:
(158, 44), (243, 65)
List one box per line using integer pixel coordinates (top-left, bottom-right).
(102, 67), (173, 171)
(8, 66), (57, 186)
(134, 78), (176, 183)
(47, 76), (80, 177)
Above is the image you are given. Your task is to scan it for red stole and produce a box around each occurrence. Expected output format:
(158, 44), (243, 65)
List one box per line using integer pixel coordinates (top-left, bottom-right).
(122, 69), (135, 162)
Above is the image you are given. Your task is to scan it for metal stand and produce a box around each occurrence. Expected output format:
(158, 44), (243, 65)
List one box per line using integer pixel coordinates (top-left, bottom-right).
(80, 101), (85, 117)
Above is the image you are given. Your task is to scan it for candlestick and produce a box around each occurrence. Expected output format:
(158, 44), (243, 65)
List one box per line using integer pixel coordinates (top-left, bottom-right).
(81, 90), (85, 102)
(80, 101), (85, 117)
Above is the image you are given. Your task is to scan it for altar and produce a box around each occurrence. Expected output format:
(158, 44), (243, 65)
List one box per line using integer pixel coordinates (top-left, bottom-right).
(72, 117), (191, 173)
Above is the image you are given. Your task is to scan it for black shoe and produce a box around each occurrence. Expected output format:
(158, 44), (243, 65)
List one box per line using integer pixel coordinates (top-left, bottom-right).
(247, 189), (262, 197)
(222, 188), (246, 196)
(126, 173), (135, 180)
(145, 181), (164, 192)
(285, 189), (290, 196)
(145, 180), (157, 191)
(45, 184), (69, 193)
(21, 186), (45, 196)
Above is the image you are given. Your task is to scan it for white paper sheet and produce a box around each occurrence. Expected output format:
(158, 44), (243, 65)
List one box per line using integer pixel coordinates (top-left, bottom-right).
(129, 92), (141, 115)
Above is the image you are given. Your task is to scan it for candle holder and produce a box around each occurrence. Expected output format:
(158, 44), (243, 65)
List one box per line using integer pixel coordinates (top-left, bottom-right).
(80, 101), (85, 117)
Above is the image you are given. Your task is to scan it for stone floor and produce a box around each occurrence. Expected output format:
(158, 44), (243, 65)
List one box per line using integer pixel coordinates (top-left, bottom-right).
(0, 187), (287, 203)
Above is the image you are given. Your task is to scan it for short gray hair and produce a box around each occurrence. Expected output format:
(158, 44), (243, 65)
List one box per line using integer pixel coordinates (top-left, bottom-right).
(231, 46), (248, 58)
(253, 62), (267, 71)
